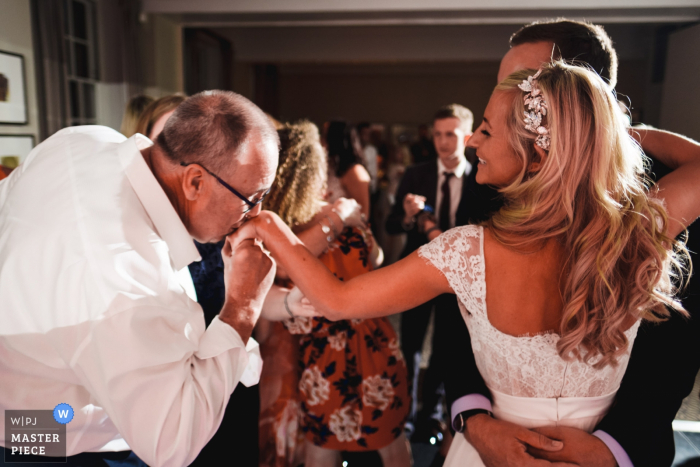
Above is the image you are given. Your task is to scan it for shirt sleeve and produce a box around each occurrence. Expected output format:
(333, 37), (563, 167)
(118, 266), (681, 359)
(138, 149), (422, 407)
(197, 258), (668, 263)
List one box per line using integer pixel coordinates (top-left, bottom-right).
(67, 304), (261, 467)
(450, 394), (493, 431)
(592, 431), (634, 467)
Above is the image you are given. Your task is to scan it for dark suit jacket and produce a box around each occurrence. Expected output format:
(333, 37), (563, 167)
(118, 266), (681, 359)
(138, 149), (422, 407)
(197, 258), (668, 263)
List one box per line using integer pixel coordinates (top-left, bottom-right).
(443, 163), (700, 466)
(385, 160), (499, 258)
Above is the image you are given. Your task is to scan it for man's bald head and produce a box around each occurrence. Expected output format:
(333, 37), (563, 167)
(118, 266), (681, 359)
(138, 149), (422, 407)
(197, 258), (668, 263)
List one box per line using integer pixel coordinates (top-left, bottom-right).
(156, 90), (279, 174)
(498, 19), (618, 88)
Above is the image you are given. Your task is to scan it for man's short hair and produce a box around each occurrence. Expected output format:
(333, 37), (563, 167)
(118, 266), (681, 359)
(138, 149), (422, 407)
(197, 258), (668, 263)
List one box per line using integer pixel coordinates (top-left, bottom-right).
(510, 19), (618, 88)
(434, 104), (474, 133)
(356, 121), (371, 133)
(156, 90), (279, 174)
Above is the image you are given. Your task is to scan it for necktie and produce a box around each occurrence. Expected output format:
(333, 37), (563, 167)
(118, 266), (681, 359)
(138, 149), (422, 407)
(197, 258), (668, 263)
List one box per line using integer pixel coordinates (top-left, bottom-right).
(439, 172), (454, 232)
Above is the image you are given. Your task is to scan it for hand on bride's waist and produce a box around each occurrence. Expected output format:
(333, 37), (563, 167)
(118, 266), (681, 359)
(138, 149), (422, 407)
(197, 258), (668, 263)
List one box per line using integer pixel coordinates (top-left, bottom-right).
(527, 426), (616, 467)
(466, 414), (575, 467)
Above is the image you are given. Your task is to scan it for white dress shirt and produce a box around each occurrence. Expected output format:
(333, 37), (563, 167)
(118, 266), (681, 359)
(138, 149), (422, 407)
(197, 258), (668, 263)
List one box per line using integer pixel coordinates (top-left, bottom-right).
(435, 157), (471, 229)
(0, 126), (262, 467)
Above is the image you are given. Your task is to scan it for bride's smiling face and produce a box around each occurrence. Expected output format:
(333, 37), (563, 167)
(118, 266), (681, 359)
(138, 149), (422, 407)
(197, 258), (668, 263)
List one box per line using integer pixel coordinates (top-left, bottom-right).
(468, 91), (524, 187)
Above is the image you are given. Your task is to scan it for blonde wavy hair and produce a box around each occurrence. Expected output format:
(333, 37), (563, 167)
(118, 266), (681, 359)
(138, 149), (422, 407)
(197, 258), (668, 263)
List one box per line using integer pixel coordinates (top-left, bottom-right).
(490, 61), (687, 367)
(263, 120), (327, 227)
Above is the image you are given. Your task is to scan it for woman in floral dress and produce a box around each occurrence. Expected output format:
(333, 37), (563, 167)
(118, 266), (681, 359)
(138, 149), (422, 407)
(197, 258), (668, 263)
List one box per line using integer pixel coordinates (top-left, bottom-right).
(259, 121), (411, 467)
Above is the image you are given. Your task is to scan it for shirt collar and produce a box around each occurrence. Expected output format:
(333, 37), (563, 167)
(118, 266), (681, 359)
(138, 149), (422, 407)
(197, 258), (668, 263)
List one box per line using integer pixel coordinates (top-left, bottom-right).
(118, 135), (201, 270)
(437, 156), (471, 179)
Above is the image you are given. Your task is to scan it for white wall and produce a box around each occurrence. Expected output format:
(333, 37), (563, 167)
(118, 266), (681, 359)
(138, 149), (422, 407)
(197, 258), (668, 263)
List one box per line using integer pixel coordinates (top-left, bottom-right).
(659, 23), (700, 140)
(0, 0), (39, 147)
(95, 3), (185, 133)
(142, 14), (184, 97)
(216, 23), (653, 63)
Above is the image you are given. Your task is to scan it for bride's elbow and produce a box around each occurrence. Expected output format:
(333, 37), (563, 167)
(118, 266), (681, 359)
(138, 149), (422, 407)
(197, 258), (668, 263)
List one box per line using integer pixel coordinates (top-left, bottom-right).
(319, 306), (345, 321)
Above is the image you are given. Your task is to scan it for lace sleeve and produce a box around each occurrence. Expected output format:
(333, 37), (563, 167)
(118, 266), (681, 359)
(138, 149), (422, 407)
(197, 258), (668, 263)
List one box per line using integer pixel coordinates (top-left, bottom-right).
(417, 225), (486, 315)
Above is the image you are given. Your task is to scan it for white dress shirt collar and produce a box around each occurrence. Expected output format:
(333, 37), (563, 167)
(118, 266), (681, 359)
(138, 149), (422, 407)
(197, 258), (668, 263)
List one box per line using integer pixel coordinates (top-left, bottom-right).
(437, 155), (471, 179)
(118, 134), (201, 270)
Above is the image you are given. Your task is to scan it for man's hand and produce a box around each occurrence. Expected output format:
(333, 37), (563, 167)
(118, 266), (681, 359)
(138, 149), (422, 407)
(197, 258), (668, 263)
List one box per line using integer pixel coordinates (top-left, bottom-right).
(403, 193), (426, 225)
(466, 414), (576, 467)
(219, 236), (276, 342)
(528, 426), (616, 467)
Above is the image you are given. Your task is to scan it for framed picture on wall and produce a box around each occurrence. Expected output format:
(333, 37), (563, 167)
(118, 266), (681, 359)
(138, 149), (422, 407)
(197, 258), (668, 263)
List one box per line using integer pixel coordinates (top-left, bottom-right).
(0, 50), (28, 124)
(0, 134), (35, 167)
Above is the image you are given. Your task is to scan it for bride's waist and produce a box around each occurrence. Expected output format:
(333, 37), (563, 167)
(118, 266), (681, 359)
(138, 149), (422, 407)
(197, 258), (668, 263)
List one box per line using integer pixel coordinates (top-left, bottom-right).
(490, 387), (617, 430)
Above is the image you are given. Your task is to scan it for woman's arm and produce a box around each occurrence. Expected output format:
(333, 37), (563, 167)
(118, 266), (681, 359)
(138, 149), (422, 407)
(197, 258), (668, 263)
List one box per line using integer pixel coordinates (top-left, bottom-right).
(260, 284), (318, 321)
(230, 211), (451, 321)
(634, 128), (700, 237)
(294, 198), (366, 258)
(295, 211), (343, 258)
(275, 198), (366, 280)
(340, 164), (371, 219)
(369, 235), (384, 269)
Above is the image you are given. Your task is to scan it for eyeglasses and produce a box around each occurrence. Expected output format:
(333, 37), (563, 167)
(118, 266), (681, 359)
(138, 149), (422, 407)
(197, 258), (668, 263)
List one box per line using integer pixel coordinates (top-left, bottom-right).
(180, 161), (269, 214)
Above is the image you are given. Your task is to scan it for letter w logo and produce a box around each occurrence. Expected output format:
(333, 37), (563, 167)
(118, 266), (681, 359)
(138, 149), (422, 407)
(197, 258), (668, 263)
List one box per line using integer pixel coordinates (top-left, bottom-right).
(58, 410), (69, 418)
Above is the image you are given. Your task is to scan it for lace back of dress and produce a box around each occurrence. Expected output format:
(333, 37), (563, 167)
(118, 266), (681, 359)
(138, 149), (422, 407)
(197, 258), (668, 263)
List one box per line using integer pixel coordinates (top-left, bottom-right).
(417, 225), (640, 399)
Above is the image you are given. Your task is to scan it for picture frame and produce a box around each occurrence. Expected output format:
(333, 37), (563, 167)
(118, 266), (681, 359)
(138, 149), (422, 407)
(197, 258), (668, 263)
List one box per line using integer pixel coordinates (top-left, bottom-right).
(0, 134), (35, 166)
(0, 50), (28, 125)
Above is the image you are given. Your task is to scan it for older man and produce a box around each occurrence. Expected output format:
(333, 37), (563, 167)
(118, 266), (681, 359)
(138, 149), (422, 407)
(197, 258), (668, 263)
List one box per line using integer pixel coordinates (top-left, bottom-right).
(0, 91), (278, 466)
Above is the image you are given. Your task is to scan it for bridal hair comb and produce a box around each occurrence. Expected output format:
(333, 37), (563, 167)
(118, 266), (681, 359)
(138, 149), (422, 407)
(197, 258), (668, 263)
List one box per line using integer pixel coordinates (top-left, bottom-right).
(518, 69), (551, 151)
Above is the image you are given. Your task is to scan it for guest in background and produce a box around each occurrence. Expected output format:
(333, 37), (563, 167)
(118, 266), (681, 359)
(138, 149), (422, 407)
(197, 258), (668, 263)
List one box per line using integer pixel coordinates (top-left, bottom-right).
(410, 124), (437, 165)
(385, 104), (475, 460)
(0, 156), (18, 180)
(259, 120), (410, 467)
(357, 122), (379, 197)
(135, 94), (186, 140)
(119, 94), (154, 137)
(378, 144), (408, 266)
(325, 120), (372, 220)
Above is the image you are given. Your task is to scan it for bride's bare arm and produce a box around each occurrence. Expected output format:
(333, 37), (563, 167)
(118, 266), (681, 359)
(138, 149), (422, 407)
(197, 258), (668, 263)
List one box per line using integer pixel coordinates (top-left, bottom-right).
(229, 210), (452, 320)
(633, 128), (700, 237)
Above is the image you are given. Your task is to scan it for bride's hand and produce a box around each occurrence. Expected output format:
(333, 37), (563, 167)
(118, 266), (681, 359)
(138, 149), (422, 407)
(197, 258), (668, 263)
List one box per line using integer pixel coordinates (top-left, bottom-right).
(287, 286), (319, 318)
(228, 211), (274, 251)
(466, 414), (576, 467)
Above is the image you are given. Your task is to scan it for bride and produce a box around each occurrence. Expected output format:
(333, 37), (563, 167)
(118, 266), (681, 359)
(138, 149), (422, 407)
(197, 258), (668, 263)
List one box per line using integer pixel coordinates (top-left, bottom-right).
(230, 62), (699, 465)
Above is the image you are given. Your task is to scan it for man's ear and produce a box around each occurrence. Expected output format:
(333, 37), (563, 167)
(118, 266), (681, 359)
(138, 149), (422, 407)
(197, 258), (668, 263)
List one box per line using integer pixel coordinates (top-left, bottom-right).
(181, 165), (206, 201)
(528, 144), (548, 173)
(463, 133), (472, 146)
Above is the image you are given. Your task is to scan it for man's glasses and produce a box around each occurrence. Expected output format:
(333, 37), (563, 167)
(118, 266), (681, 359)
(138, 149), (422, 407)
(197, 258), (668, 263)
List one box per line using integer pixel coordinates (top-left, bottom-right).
(180, 161), (269, 214)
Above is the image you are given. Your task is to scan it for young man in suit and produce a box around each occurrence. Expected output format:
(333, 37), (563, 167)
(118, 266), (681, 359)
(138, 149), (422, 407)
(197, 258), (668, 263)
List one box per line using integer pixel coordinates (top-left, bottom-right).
(440, 19), (700, 467)
(386, 104), (478, 442)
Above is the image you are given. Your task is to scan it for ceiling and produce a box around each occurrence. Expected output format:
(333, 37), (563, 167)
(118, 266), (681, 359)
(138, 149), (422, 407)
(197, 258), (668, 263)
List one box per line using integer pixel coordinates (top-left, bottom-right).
(142, 0), (700, 26)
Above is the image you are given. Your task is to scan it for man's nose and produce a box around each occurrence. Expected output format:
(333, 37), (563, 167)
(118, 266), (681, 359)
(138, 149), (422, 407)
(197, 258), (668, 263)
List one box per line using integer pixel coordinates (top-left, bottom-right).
(245, 202), (264, 220)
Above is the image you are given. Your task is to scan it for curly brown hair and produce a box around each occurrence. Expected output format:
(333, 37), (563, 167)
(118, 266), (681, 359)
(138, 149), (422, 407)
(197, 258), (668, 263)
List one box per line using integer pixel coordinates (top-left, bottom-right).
(263, 120), (327, 227)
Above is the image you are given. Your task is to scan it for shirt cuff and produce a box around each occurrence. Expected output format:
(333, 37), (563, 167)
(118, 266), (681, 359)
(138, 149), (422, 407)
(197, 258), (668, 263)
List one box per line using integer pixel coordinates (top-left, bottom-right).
(195, 316), (263, 387)
(450, 394), (493, 431)
(592, 430), (634, 467)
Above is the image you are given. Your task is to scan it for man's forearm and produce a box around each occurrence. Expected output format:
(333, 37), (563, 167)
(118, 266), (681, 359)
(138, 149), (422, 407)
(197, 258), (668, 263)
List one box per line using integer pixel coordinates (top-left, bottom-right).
(634, 127), (700, 169)
(219, 300), (258, 343)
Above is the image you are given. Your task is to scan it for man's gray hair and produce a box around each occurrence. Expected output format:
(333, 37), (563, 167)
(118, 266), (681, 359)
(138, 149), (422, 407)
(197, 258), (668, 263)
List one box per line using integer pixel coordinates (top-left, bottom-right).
(156, 90), (279, 174)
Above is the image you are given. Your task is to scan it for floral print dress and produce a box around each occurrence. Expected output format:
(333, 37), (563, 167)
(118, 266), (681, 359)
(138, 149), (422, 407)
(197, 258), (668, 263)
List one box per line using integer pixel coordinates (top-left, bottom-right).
(287, 227), (410, 451)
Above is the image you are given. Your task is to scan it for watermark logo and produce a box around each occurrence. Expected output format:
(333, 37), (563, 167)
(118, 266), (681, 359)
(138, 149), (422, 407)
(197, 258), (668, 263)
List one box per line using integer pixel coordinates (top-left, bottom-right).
(4, 410), (67, 463)
(52, 403), (74, 425)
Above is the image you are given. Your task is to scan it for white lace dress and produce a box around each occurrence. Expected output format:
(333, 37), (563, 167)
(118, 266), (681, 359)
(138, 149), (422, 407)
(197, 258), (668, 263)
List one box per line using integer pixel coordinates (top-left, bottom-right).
(417, 225), (640, 466)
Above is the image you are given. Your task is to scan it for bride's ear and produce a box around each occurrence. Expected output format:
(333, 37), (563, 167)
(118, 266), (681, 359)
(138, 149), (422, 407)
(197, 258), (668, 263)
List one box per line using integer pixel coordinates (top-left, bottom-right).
(528, 144), (548, 174)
